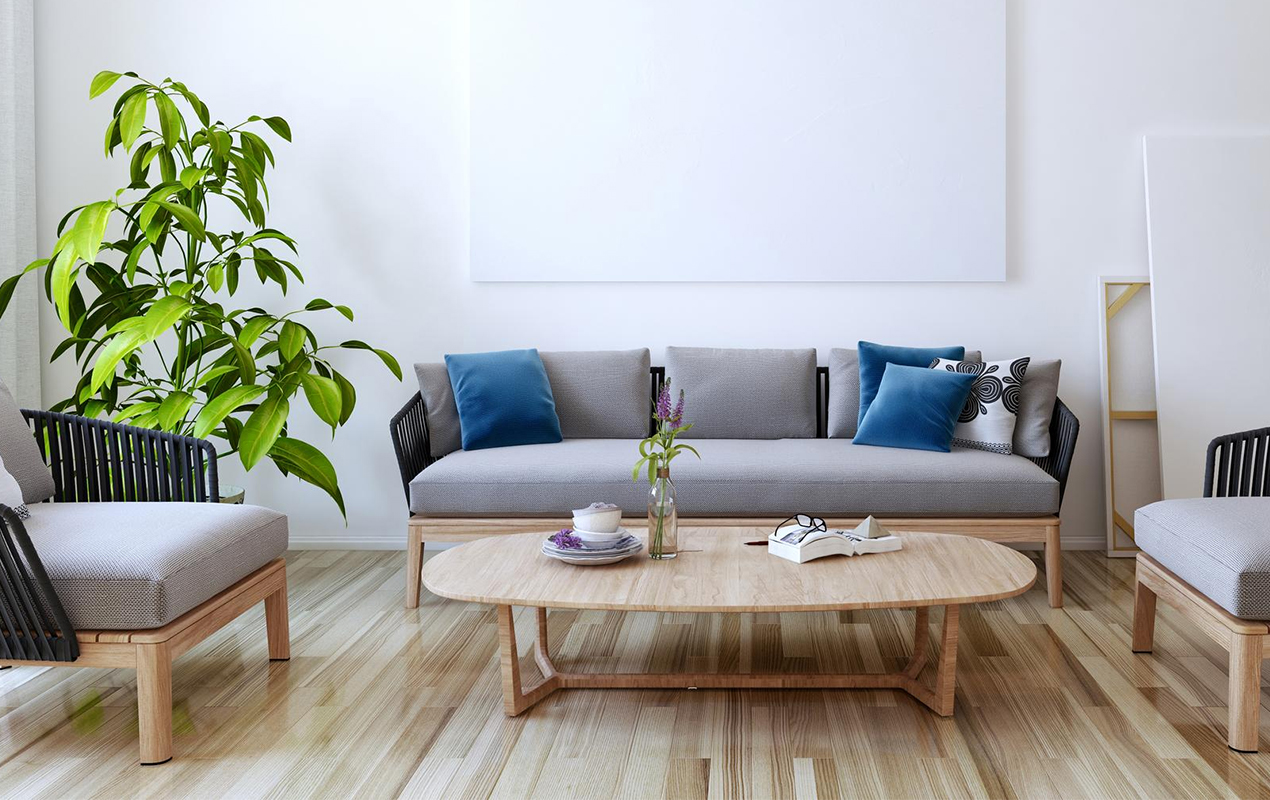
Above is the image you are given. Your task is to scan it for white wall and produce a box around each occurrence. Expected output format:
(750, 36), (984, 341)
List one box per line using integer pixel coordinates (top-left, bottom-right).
(32, 0), (1270, 549)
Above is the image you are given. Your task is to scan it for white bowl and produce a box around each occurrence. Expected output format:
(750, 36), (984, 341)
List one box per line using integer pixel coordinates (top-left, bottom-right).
(571, 525), (629, 547)
(571, 505), (622, 533)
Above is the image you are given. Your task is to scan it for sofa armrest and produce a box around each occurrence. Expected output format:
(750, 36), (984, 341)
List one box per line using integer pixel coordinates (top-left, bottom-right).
(1025, 397), (1079, 510)
(1204, 426), (1270, 498)
(0, 504), (78, 662)
(20, 410), (219, 504)
(390, 392), (435, 504)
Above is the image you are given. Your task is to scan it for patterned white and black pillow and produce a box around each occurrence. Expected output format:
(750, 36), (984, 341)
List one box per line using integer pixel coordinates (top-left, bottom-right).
(929, 357), (1030, 455)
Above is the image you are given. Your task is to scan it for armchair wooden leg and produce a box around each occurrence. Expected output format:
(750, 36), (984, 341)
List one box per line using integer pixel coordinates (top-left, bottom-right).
(136, 642), (173, 765)
(1229, 632), (1264, 752)
(406, 531), (423, 609)
(1045, 523), (1063, 608)
(1131, 573), (1157, 653)
(265, 580), (290, 661)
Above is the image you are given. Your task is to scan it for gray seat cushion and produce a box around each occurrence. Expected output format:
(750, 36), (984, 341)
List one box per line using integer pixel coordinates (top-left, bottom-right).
(664, 347), (818, 439)
(409, 438), (1059, 518)
(1135, 498), (1270, 619)
(827, 348), (981, 440)
(0, 379), (55, 504)
(23, 502), (288, 630)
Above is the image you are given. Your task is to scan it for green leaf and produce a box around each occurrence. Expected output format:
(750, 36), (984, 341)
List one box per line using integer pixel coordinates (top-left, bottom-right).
(192, 364), (238, 390)
(140, 295), (192, 340)
(155, 91), (182, 149)
(112, 401), (159, 423)
(122, 238), (148, 281)
(332, 369), (356, 425)
(263, 116), (292, 142)
(207, 262), (224, 292)
(305, 298), (353, 321)
(339, 340), (402, 380)
(278, 320), (306, 361)
(268, 436), (345, 518)
(238, 315), (274, 347)
(72, 201), (114, 264)
(0, 274), (24, 319)
(239, 394), (289, 470)
(89, 70), (122, 99)
(179, 166), (207, 191)
(229, 338), (256, 383)
(119, 90), (148, 150)
(153, 199), (205, 240)
(90, 328), (145, 392)
(192, 384), (265, 439)
(50, 244), (80, 328)
(156, 391), (196, 430)
(103, 117), (120, 156)
(301, 373), (342, 431)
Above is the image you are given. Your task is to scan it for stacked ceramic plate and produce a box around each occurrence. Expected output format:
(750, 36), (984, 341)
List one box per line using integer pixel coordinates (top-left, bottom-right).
(541, 527), (643, 566)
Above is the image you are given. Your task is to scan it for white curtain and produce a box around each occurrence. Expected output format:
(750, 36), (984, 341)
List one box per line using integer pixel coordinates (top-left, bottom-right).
(0, 0), (40, 407)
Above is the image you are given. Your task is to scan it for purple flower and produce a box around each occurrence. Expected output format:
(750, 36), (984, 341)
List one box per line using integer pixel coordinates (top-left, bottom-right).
(551, 528), (584, 549)
(671, 389), (685, 426)
(655, 383), (673, 422)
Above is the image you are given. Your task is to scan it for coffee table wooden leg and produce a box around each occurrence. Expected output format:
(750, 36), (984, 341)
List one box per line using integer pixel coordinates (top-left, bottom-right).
(496, 605), (559, 716)
(931, 604), (961, 716)
(903, 607), (931, 679)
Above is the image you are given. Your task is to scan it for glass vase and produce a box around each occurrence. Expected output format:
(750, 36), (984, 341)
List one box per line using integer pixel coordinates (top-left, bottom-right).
(648, 468), (678, 559)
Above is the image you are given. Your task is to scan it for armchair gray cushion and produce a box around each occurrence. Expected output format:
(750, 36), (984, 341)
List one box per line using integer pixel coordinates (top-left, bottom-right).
(828, 348), (981, 439)
(23, 502), (288, 629)
(1135, 498), (1270, 619)
(664, 347), (818, 439)
(0, 379), (55, 504)
(413, 362), (463, 459)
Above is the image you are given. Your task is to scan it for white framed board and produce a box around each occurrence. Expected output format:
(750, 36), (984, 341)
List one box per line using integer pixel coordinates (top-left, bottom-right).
(1145, 135), (1270, 499)
(470, 0), (1006, 282)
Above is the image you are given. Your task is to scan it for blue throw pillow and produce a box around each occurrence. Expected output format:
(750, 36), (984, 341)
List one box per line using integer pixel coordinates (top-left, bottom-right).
(853, 364), (976, 453)
(445, 349), (563, 451)
(857, 341), (966, 429)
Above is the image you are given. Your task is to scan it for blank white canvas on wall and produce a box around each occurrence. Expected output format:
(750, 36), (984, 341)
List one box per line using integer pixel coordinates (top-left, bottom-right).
(1145, 135), (1270, 499)
(470, 0), (1006, 282)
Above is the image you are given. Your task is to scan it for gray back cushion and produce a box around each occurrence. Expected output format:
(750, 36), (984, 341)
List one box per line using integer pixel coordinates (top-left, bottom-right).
(416, 349), (653, 456)
(827, 348), (981, 439)
(0, 380), (55, 504)
(414, 362), (463, 458)
(1013, 358), (1061, 458)
(540, 349), (651, 438)
(664, 347), (817, 439)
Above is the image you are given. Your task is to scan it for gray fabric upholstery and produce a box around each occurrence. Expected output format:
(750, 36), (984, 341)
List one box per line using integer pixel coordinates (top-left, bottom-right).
(23, 502), (288, 629)
(539, 349), (651, 438)
(1013, 358), (1061, 458)
(828, 348), (981, 439)
(414, 362), (463, 459)
(0, 379), (54, 504)
(410, 438), (1058, 517)
(664, 347), (817, 439)
(1135, 498), (1270, 619)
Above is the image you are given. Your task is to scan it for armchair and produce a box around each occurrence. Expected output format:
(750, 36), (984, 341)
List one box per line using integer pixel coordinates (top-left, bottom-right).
(0, 389), (290, 765)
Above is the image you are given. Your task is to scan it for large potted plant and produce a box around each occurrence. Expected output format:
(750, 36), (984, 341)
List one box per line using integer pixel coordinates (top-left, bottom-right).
(0, 71), (400, 515)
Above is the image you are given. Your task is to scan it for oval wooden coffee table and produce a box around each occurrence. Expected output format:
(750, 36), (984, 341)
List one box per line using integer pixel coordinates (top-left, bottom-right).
(422, 528), (1036, 717)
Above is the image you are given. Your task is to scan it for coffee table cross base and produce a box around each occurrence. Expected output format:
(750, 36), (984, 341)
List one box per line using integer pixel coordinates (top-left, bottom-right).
(496, 604), (962, 717)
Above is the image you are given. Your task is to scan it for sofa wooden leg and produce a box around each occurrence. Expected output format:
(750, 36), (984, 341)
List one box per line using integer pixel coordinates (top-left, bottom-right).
(265, 579), (291, 661)
(1044, 523), (1063, 608)
(1131, 571), (1157, 653)
(406, 531), (424, 609)
(1229, 631), (1264, 752)
(136, 642), (173, 765)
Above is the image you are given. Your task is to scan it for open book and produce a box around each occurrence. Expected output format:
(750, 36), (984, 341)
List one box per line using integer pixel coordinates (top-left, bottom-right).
(767, 516), (903, 564)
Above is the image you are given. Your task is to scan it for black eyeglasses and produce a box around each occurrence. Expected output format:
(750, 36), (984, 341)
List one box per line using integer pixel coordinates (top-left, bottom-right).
(775, 514), (827, 544)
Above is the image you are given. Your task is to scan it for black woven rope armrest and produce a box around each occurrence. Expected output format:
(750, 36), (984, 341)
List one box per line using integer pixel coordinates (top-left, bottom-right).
(1025, 397), (1079, 509)
(390, 392), (433, 503)
(21, 410), (219, 504)
(1205, 426), (1270, 498)
(0, 505), (77, 662)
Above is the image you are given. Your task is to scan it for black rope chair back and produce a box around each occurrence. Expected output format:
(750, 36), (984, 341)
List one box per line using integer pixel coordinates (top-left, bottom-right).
(0, 506), (77, 662)
(1205, 427), (1270, 498)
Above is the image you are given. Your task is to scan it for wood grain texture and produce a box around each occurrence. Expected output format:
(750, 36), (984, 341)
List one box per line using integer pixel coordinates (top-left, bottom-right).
(423, 529), (1037, 613)
(4, 550), (1270, 798)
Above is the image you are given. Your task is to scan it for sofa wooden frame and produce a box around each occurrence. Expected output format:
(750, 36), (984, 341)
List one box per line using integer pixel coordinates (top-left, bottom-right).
(392, 365), (1079, 609)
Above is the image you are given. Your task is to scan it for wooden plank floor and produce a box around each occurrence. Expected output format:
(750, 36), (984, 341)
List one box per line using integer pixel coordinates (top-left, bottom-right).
(2, 550), (1270, 799)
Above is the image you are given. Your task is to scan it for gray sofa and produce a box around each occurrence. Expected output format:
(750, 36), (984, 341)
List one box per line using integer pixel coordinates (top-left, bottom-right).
(393, 347), (1078, 608)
